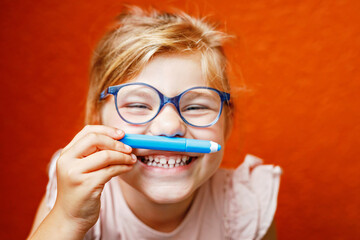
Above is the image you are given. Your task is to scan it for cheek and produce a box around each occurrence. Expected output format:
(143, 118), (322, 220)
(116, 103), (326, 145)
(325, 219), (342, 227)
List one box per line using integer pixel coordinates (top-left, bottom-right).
(101, 106), (122, 127)
(203, 148), (224, 171)
(100, 100), (152, 134)
(215, 114), (227, 144)
(190, 115), (227, 145)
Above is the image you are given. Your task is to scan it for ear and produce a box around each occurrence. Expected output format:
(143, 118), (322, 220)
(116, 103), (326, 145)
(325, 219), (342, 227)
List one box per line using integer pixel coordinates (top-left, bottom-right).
(96, 104), (106, 125)
(224, 119), (233, 141)
(93, 112), (102, 125)
(85, 103), (102, 125)
(223, 107), (234, 140)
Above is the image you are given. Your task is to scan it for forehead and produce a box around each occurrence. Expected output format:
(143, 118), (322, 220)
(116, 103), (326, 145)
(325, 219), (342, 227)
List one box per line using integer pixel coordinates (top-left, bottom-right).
(128, 53), (208, 96)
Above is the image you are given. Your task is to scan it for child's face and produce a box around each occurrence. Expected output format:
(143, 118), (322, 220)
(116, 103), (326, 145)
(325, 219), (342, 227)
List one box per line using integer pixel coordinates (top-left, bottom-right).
(101, 53), (226, 204)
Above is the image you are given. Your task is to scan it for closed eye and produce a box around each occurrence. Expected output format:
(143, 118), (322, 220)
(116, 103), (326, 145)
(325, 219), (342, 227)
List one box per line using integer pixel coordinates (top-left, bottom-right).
(125, 103), (152, 110)
(182, 105), (209, 111)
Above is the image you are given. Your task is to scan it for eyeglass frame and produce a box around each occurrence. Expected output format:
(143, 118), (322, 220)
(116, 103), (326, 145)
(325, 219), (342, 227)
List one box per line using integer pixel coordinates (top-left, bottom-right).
(100, 82), (231, 128)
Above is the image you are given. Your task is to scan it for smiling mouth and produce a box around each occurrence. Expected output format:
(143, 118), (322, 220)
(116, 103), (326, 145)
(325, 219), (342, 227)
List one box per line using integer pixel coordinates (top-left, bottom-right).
(138, 155), (195, 168)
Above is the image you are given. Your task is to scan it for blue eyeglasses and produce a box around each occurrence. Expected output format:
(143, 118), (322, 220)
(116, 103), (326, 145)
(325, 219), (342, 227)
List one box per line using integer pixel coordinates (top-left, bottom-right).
(100, 82), (230, 128)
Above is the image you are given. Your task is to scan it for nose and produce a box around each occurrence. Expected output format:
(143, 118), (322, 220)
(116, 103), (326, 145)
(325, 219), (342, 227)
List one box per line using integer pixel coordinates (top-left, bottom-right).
(149, 104), (186, 137)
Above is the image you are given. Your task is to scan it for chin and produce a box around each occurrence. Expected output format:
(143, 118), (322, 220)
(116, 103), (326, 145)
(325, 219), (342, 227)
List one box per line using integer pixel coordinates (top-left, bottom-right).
(140, 181), (196, 204)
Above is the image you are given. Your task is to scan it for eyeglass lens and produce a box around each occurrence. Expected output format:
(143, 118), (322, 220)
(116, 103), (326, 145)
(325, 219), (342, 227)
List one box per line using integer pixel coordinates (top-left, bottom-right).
(116, 84), (222, 127)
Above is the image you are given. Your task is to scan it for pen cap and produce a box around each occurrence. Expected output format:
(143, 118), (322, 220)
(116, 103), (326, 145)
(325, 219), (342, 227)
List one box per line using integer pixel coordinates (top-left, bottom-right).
(185, 139), (221, 153)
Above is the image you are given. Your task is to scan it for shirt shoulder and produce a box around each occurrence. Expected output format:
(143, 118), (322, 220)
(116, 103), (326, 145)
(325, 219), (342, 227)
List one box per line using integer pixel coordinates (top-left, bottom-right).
(216, 154), (281, 240)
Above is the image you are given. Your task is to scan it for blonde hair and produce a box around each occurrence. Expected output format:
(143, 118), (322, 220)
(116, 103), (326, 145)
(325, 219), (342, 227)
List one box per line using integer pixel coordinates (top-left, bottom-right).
(86, 6), (233, 126)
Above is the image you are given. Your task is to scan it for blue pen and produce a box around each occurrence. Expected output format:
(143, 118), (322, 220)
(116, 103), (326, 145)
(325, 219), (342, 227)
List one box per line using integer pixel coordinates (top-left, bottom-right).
(120, 134), (221, 153)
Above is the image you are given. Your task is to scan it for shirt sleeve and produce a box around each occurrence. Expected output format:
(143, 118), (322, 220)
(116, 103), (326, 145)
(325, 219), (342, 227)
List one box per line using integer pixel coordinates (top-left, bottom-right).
(44, 149), (100, 239)
(223, 154), (282, 240)
(45, 150), (61, 210)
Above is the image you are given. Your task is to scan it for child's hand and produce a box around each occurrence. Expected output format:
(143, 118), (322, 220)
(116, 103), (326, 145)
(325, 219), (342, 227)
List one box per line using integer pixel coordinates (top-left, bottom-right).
(52, 125), (136, 234)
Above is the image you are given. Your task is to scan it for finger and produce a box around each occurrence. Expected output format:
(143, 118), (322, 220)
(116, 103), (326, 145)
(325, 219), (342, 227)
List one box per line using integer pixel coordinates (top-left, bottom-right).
(65, 133), (132, 158)
(63, 125), (125, 153)
(76, 150), (137, 173)
(86, 164), (134, 186)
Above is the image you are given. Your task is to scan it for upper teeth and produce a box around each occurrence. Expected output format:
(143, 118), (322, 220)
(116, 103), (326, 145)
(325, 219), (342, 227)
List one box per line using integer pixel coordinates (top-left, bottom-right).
(142, 155), (191, 168)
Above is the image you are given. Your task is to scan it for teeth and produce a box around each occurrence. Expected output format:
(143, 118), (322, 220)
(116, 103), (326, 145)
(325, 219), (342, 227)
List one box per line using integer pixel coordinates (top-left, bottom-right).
(182, 156), (188, 162)
(160, 158), (167, 164)
(140, 155), (193, 168)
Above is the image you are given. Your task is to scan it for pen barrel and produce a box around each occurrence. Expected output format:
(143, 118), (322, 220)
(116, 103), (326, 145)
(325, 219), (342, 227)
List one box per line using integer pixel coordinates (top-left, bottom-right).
(120, 134), (220, 153)
(185, 139), (213, 153)
(121, 134), (186, 152)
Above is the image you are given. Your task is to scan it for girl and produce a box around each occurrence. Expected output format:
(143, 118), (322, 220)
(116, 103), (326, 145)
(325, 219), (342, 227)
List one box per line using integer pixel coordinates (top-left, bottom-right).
(28, 6), (281, 240)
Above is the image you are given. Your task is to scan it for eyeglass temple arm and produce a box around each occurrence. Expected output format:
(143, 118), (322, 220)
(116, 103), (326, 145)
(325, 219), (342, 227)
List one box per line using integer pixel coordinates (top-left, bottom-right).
(100, 86), (121, 100)
(222, 92), (231, 102)
(100, 89), (108, 100)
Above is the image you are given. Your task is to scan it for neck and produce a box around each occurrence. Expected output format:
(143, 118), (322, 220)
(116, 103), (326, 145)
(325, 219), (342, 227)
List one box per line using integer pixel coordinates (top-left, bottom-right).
(118, 179), (196, 233)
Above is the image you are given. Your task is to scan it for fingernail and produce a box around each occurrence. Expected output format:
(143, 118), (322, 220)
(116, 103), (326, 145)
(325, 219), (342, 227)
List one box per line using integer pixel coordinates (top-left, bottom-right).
(131, 154), (137, 162)
(116, 129), (124, 136)
(125, 144), (132, 151)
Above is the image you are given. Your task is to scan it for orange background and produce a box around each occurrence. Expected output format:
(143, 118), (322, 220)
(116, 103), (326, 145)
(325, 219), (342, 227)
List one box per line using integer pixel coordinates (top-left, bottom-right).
(1, 0), (359, 239)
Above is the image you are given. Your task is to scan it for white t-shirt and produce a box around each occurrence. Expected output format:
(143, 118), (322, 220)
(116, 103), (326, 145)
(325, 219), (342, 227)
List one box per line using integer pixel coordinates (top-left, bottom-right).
(46, 153), (281, 240)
